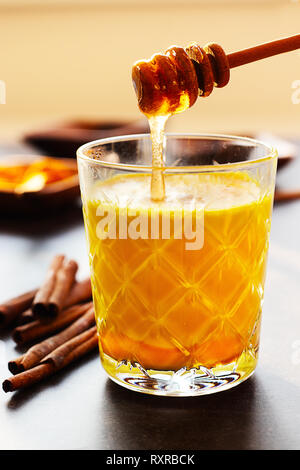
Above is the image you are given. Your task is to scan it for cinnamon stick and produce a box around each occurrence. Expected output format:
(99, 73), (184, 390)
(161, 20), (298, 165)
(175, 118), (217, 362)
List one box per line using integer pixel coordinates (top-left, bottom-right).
(47, 259), (78, 316)
(9, 306), (95, 374)
(17, 308), (34, 325)
(63, 277), (92, 308)
(274, 189), (300, 202)
(0, 289), (37, 328)
(32, 255), (78, 317)
(32, 254), (65, 316)
(2, 327), (98, 393)
(12, 301), (92, 345)
(18, 277), (92, 325)
(3, 363), (53, 393)
(43, 325), (97, 369)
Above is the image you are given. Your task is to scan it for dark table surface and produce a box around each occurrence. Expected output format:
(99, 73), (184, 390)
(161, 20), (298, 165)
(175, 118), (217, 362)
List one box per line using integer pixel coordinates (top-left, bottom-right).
(0, 139), (300, 451)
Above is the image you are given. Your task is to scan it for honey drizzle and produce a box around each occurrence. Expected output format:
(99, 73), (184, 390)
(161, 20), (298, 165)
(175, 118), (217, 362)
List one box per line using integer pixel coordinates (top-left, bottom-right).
(149, 114), (169, 202)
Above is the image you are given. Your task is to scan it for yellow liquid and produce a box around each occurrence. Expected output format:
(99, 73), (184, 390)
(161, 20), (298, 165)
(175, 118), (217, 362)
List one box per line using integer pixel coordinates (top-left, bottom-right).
(83, 172), (273, 373)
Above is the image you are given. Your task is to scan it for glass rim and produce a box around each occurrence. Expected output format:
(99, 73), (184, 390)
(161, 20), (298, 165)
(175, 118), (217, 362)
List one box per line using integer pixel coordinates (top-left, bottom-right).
(76, 132), (278, 172)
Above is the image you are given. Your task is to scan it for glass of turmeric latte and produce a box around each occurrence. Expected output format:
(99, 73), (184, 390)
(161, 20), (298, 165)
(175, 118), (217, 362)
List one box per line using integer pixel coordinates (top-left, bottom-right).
(77, 134), (277, 396)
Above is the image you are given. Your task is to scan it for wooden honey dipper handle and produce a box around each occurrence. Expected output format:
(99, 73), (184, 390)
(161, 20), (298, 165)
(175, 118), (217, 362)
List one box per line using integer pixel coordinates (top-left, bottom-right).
(187, 34), (300, 96)
(227, 34), (300, 69)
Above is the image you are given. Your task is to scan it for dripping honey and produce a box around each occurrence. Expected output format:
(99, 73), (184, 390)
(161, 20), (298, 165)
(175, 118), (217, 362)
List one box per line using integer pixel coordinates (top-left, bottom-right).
(132, 46), (199, 201)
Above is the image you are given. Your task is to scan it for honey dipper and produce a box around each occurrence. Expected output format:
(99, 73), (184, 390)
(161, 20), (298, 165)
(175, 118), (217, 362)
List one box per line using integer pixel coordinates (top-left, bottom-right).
(132, 34), (300, 116)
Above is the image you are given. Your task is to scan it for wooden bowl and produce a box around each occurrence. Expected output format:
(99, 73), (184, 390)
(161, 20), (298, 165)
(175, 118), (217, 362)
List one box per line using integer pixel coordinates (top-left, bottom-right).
(0, 156), (80, 215)
(22, 119), (149, 157)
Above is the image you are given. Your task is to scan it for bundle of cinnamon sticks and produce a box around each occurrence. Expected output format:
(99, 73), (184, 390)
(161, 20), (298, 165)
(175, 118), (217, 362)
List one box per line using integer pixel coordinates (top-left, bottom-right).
(0, 254), (98, 393)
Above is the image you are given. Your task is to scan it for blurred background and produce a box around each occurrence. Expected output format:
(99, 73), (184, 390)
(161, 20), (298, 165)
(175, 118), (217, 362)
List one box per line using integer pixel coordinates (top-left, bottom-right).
(0, 0), (299, 143)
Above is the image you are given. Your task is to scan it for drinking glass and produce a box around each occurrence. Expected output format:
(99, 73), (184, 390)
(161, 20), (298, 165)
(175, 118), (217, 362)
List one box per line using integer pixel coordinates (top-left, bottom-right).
(77, 134), (277, 396)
